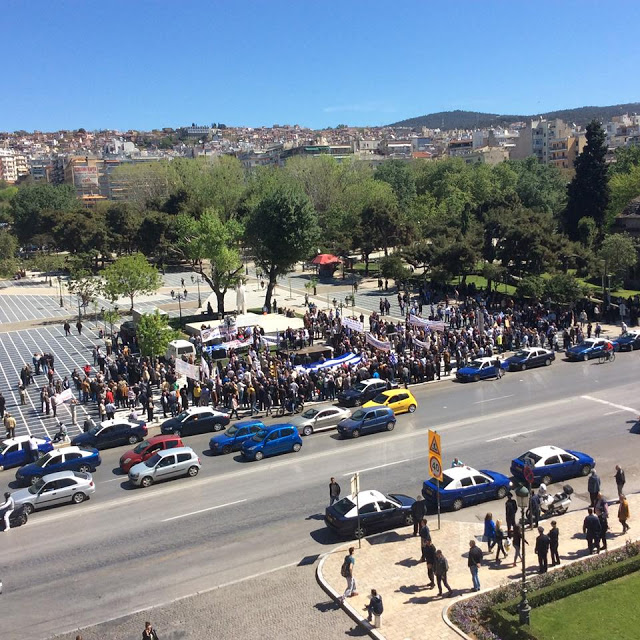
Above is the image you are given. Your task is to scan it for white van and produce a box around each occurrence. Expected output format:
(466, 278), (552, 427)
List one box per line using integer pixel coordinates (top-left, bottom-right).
(166, 339), (196, 362)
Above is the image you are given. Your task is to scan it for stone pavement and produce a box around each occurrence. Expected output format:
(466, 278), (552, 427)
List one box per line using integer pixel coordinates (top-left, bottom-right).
(317, 493), (640, 640)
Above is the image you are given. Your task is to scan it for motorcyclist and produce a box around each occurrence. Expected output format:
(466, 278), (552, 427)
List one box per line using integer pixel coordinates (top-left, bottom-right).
(537, 484), (552, 510)
(1, 491), (15, 532)
(52, 422), (68, 443)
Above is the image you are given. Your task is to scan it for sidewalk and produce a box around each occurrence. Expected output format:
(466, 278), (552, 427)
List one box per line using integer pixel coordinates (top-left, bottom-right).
(317, 493), (640, 640)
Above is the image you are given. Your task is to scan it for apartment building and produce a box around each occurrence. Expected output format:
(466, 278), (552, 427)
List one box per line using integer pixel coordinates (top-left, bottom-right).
(0, 148), (28, 183)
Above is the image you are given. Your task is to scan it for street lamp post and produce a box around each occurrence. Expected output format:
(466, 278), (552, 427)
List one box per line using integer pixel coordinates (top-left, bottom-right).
(171, 289), (187, 326)
(515, 484), (531, 626)
(57, 276), (63, 308)
(190, 274), (202, 308)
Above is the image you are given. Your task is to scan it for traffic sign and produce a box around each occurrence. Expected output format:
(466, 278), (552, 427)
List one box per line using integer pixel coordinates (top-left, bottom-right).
(523, 465), (534, 484)
(350, 472), (360, 496)
(428, 430), (441, 457)
(429, 455), (443, 481)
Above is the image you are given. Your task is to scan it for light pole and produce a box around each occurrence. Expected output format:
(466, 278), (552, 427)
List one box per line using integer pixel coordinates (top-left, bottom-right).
(190, 274), (202, 308)
(171, 289), (187, 326)
(515, 484), (531, 626)
(57, 276), (63, 307)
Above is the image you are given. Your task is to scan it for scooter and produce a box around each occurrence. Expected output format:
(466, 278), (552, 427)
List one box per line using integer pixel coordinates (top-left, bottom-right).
(0, 505), (29, 531)
(539, 484), (574, 517)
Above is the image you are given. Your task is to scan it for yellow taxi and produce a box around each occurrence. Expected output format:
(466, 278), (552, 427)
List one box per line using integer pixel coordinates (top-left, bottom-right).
(363, 388), (418, 415)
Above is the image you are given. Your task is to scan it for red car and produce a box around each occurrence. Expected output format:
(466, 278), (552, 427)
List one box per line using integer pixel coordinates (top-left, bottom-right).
(119, 435), (184, 473)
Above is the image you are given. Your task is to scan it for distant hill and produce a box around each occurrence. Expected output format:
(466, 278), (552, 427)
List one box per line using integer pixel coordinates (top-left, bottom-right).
(389, 102), (640, 130)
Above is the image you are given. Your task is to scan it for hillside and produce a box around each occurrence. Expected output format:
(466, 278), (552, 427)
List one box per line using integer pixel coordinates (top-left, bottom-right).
(389, 102), (640, 130)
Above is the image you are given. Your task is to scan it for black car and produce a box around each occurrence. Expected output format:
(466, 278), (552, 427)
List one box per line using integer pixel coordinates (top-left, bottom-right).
(161, 407), (230, 437)
(337, 378), (393, 407)
(71, 419), (148, 450)
(502, 348), (555, 371)
(325, 489), (415, 539)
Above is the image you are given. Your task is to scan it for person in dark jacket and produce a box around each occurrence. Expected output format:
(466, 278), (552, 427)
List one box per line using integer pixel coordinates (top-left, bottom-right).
(419, 518), (431, 561)
(529, 492), (541, 529)
(549, 520), (560, 566)
(535, 526), (550, 573)
(505, 493), (518, 536)
(142, 621), (159, 640)
(423, 539), (436, 588)
(583, 507), (602, 554)
(468, 539), (483, 591)
(329, 477), (341, 506)
(587, 470), (601, 507)
(411, 496), (426, 536)
(614, 465), (626, 497)
(434, 549), (453, 596)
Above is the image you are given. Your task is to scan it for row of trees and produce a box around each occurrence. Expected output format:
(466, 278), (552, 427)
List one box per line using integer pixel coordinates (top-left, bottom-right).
(1, 120), (639, 311)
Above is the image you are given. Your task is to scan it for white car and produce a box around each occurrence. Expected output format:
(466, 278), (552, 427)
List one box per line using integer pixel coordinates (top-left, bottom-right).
(128, 446), (201, 487)
(11, 470), (95, 513)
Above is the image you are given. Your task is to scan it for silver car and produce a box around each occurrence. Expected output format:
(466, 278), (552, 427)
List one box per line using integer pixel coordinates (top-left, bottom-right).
(128, 446), (201, 488)
(289, 404), (352, 436)
(11, 470), (95, 514)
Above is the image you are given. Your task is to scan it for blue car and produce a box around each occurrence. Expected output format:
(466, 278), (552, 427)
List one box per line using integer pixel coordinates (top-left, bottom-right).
(422, 466), (511, 511)
(336, 407), (396, 439)
(15, 446), (102, 486)
(240, 424), (302, 461)
(0, 436), (53, 471)
(510, 446), (595, 486)
(611, 331), (640, 352)
(456, 357), (503, 382)
(71, 418), (148, 450)
(210, 420), (265, 455)
(565, 338), (611, 361)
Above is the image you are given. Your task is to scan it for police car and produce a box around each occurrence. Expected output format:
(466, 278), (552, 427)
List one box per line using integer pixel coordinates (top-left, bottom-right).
(456, 357), (502, 382)
(422, 465), (511, 511)
(511, 445), (595, 486)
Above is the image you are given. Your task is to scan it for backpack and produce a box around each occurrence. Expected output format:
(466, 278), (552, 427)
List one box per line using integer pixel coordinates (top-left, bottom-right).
(340, 555), (351, 577)
(372, 595), (383, 615)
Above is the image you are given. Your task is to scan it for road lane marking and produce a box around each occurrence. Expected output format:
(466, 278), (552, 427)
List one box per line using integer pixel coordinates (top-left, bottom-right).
(161, 499), (247, 522)
(486, 429), (538, 442)
(342, 458), (410, 476)
(603, 410), (626, 416)
(474, 394), (515, 404)
(581, 395), (639, 414)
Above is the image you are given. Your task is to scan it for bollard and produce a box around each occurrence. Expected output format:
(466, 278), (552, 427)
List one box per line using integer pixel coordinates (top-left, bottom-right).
(71, 403), (77, 426)
(373, 615), (381, 629)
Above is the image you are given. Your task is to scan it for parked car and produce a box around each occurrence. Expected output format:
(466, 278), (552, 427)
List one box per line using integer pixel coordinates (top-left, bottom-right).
(289, 405), (351, 436)
(511, 446), (595, 486)
(336, 407), (396, 439)
(456, 357), (502, 382)
(337, 378), (395, 407)
(422, 465), (511, 511)
(502, 348), (555, 371)
(119, 435), (184, 473)
(0, 436), (53, 471)
(161, 406), (230, 437)
(71, 418), (147, 450)
(325, 489), (415, 539)
(210, 420), (265, 454)
(363, 389), (418, 415)
(128, 446), (201, 488)
(565, 338), (611, 361)
(612, 330), (640, 352)
(240, 424), (302, 461)
(11, 470), (95, 513)
(15, 446), (101, 486)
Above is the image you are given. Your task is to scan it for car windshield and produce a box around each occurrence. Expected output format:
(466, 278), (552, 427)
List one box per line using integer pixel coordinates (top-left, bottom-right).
(88, 425), (101, 435)
(226, 425), (238, 436)
(439, 472), (455, 489)
(513, 350), (530, 358)
(176, 411), (189, 422)
(469, 360), (485, 368)
(517, 451), (542, 464)
(301, 408), (319, 419)
(371, 393), (389, 404)
(33, 453), (51, 468)
(144, 453), (162, 467)
(332, 497), (356, 516)
(252, 429), (268, 443)
(29, 478), (45, 494)
(353, 382), (367, 392)
(351, 409), (366, 420)
(133, 440), (150, 454)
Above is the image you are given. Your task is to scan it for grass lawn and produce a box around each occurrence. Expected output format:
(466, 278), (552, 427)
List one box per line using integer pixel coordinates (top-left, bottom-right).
(529, 570), (640, 640)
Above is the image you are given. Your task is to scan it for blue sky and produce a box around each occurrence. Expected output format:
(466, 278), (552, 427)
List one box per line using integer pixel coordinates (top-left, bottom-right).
(3, 0), (639, 131)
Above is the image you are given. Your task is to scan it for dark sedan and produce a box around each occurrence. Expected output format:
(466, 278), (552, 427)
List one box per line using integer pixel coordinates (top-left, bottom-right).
(336, 378), (393, 407)
(612, 331), (640, 352)
(161, 406), (230, 437)
(71, 418), (147, 450)
(503, 348), (555, 371)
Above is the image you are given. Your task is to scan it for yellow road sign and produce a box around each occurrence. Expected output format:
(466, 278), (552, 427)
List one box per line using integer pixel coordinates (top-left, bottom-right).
(428, 430), (441, 456)
(428, 429), (443, 481)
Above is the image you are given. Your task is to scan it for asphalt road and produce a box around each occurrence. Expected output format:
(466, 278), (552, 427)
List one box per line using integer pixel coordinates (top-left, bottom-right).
(2, 352), (640, 640)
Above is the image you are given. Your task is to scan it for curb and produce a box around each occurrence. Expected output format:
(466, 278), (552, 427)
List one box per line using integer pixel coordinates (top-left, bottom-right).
(316, 546), (386, 640)
(441, 596), (476, 640)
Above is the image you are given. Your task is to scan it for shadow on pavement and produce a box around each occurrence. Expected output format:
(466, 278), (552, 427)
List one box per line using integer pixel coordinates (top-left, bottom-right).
(309, 527), (341, 545)
(345, 625), (369, 637)
(314, 600), (340, 613)
(396, 583), (430, 595)
(367, 530), (412, 545)
(306, 513), (326, 521)
(110, 467), (125, 476)
(395, 557), (420, 568)
(628, 419), (640, 434)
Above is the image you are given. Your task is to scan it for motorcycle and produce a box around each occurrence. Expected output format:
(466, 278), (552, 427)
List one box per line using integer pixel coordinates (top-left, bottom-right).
(532, 484), (574, 518)
(0, 505), (29, 531)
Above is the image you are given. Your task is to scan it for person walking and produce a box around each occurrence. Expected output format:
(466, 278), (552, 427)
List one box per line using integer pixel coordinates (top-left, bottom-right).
(339, 547), (357, 602)
(583, 507), (602, 554)
(494, 355), (502, 379)
(63, 321), (71, 336)
(587, 470), (601, 507)
(411, 495), (426, 536)
(434, 549), (453, 597)
(1, 491), (15, 531)
(0, 392), (5, 419)
(511, 522), (528, 567)
(549, 520), (560, 566)
(4, 413), (16, 439)
(618, 494), (631, 533)
(535, 526), (550, 574)
(505, 492), (517, 536)
(19, 384), (27, 406)
(423, 539), (436, 588)
(329, 477), (341, 506)
(419, 518), (431, 561)
(494, 519), (508, 563)
(483, 513), (496, 552)
(141, 621), (159, 640)
(76, 319), (83, 335)
(614, 465), (626, 497)
(595, 495), (609, 551)
(468, 539), (483, 592)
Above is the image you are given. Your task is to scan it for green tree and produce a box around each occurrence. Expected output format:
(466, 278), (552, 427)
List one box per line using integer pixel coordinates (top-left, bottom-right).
(111, 161), (171, 211)
(598, 233), (638, 286)
(609, 145), (640, 176)
(563, 120), (610, 238)
(379, 254), (410, 286)
(0, 229), (18, 276)
(100, 201), (143, 254)
(31, 252), (66, 285)
(136, 310), (181, 357)
(67, 268), (101, 309)
(543, 273), (585, 305)
(176, 210), (244, 315)
(246, 184), (318, 309)
(102, 253), (162, 311)
(577, 217), (598, 249)
(0, 185), (19, 224)
(136, 211), (178, 263)
(608, 164), (640, 221)
(516, 275), (545, 300)
(374, 160), (417, 211)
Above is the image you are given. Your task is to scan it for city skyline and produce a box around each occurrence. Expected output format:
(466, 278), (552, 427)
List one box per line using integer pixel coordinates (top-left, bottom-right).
(3, 0), (640, 132)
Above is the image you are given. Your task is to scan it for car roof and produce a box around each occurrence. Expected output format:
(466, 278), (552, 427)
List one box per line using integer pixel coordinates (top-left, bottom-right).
(264, 423), (296, 432)
(312, 403), (347, 411)
(39, 470), (84, 482)
(526, 445), (568, 457)
(442, 465), (484, 480)
(54, 446), (84, 455)
(469, 357), (495, 364)
(234, 419), (265, 427)
(146, 434), (183, 444)
(3, 435), (46, 446)
(156, 446), (195, 457)
(343, 489), (388, 505)
(362, 378), (385, 385)
(100, 418), (135, 427)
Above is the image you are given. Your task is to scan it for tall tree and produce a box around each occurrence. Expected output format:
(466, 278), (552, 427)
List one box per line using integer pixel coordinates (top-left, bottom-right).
(246, 184), (318, 309)
(0, 229), (18, 276)
(101, 253), (162, 311)
(563, 120), (609, 238)
(374, 160), (417, 211)
(598, 233), (637, 286)
(136, 310), (180, 357)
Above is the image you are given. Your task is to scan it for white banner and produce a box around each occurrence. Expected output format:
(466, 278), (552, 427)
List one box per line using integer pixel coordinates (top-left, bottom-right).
(409, 316), (446, 332)
(413, 337), (431, 350)
(200, 357), (210, 380)
(201, 327), (221, 343)
(343, 317), (364, 333)
(175, 358), (200, 380)
(54, 388), (74, 406)
(365, 332), (391, 352)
